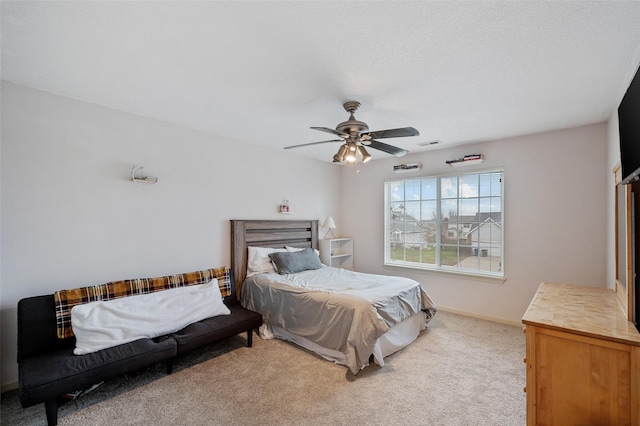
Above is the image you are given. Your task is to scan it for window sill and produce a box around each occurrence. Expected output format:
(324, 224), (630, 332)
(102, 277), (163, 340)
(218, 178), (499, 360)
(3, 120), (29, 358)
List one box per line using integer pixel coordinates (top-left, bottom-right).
(383, 262), (506, 284)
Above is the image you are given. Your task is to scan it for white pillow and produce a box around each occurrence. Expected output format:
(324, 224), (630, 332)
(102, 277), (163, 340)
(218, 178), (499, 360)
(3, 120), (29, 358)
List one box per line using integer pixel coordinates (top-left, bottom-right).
(71, 280), (230, 355)
(247, 246), (286, 277)
(285, 245), (320, 257)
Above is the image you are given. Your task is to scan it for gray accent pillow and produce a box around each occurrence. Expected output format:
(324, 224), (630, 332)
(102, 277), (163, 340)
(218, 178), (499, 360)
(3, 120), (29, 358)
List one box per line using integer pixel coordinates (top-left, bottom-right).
(268, 248), (322, 274)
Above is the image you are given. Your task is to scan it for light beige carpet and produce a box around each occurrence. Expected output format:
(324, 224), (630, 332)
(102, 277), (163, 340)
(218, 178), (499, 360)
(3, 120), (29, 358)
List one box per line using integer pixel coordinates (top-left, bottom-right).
(1, 311), (526, 425)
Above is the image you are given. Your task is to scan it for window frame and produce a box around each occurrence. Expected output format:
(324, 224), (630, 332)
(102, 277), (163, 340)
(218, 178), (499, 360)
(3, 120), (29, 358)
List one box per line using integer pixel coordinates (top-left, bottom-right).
(384, 167), (505, 281)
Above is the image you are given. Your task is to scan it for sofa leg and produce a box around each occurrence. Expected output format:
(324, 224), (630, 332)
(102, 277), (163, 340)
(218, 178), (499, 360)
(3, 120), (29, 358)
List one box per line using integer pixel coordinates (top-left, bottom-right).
(247, 329), (253, 347)
(45, 398), (59, 426)
(166, 359), (174, 375)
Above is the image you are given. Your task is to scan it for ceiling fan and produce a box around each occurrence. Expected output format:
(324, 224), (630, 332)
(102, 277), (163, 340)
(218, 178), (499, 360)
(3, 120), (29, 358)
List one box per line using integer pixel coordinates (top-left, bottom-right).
(284, 101), (419, 164)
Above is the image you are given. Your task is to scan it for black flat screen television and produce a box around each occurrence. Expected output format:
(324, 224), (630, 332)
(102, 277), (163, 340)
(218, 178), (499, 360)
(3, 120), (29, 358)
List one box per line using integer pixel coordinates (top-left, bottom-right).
(619, 65), (640, 184)
(619, 63), (640, 333)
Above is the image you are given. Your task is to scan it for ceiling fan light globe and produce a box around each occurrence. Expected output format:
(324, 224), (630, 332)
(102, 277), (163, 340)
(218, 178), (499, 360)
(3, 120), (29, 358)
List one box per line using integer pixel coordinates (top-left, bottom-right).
(357, 145), (372, 163)
(333, 144), (348, 163)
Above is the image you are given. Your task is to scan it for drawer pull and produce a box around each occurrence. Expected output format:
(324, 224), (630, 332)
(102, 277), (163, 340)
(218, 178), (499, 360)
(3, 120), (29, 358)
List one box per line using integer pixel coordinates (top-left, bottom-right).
(523, 357), (527, 363)
(523, 386), (526, 393)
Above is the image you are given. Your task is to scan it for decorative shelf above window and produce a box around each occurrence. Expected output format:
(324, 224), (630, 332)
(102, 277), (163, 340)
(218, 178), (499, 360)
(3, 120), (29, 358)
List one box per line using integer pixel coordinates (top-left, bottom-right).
(446, 154), (484, 167)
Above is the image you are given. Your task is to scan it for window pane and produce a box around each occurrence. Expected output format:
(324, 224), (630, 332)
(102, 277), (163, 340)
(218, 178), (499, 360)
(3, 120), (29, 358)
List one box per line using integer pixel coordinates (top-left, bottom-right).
(403, 227), (424, 248)
(440, 245), (459, 266)
(421, 178), (437, 200)
(389, 240), (406, 261)
(405, 180), (420, 201)
(480, 172), (502, 197)
(490, 173), (502, 197)
(441, 199), (457, 220)
(489, 197), (502, 215)
(389, 181), (404, 202)
(459, 174), (479, 198)
(480, 197), (502, 215)
(459, 198), (479, 218)
(420, 244), (437, 266)
(405, 201), (421, 220)
(441, 176), (457, 199)
(420, 200), (437, 221)
(390, 202), (405, 219)
(422, 220), (437, 244)
(479, 173), (491, 197)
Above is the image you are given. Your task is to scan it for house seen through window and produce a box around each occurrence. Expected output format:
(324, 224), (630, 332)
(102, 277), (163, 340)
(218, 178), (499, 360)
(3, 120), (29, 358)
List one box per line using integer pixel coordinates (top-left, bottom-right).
(384, 169), (504, 278)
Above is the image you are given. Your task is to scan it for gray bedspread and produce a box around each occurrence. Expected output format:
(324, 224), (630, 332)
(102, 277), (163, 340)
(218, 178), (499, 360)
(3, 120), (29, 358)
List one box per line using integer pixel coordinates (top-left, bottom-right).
(240, 267), (436, 373)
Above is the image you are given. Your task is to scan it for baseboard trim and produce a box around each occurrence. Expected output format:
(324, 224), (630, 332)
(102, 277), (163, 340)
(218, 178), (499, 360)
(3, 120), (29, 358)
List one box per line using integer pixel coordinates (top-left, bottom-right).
(436, 306), (522, 327)
(2, 380), (18, 393)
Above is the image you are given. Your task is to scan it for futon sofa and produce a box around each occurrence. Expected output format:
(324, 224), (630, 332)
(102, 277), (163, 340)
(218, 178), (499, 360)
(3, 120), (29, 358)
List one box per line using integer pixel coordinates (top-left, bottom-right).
(17, 266), (262, 426)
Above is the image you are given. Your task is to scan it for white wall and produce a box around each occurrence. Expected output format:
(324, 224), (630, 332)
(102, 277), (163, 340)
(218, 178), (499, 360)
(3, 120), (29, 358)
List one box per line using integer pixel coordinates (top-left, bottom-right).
(0, 81), (340, 389)
(339, 123), (609, 324)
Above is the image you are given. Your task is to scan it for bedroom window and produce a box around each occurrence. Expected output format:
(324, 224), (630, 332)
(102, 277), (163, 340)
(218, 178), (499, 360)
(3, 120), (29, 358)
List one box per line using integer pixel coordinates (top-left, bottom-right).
(384, 169), (504, 279)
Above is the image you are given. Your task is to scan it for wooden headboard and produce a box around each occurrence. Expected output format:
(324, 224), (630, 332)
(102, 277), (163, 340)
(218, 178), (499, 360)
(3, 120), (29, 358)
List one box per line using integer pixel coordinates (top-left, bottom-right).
(230, 219), (319, 298)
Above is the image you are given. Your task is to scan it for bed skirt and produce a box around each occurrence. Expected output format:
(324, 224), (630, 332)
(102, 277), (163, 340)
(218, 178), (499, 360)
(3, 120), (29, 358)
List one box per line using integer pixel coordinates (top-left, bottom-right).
(259, 311), (427, 372)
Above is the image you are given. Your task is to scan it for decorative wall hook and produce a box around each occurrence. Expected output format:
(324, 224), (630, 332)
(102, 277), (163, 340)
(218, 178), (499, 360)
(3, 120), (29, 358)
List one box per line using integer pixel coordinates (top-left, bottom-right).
(131, 165), (158, 185)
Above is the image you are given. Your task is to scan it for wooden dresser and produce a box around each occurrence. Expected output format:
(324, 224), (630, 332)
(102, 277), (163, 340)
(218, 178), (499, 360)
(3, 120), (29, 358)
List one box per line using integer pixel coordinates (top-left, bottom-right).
(522, 282), (640, 426)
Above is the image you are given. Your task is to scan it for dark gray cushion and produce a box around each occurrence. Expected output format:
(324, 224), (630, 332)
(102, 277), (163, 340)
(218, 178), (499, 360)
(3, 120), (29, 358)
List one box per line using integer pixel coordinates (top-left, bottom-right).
(170, 305), (262, 354)
(268, 248), (322, 274)
(19, 338), (177, 407)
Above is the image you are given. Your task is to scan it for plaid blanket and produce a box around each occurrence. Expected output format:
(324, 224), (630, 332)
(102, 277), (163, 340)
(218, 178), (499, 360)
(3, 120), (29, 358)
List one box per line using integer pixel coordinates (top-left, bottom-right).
(54, 266), (232, 339)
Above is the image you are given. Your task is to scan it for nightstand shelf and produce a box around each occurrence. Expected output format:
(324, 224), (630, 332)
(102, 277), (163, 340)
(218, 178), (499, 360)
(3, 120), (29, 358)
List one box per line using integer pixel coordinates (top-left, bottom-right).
(319, 238), (353, 270)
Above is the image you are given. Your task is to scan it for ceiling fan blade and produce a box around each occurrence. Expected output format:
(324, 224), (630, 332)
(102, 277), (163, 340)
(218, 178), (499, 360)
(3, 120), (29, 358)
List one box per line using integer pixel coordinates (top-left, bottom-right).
(284, 139), (343, 150)
(310, 126), (350, 138)
(366, 127), (419, 139)
(368, 139), (409, 157)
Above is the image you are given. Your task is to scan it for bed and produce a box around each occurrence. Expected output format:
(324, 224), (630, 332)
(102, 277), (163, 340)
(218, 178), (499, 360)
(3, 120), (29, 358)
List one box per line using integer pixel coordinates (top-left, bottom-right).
(231, 219), (436, 374)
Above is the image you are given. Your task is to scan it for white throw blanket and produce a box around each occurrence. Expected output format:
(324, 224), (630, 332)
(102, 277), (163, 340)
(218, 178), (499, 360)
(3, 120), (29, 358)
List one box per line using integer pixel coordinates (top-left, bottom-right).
(71, 280), (230, 355)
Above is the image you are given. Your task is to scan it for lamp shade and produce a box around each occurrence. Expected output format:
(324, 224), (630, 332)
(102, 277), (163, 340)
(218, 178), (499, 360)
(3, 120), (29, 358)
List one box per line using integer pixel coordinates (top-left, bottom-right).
(322, 216), (336, 229)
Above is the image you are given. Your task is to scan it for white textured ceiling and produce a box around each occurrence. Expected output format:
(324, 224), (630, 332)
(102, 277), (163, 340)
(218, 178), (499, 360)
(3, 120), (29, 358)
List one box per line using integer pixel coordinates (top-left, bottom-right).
(3, 1), (640, 163)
